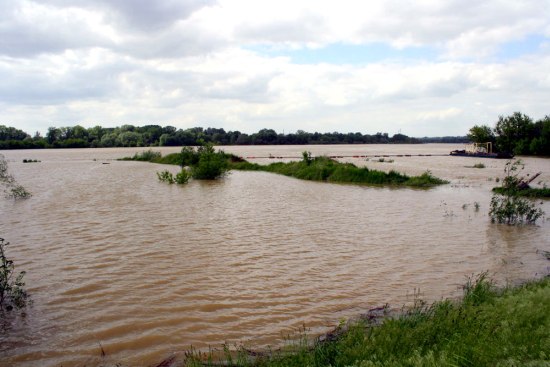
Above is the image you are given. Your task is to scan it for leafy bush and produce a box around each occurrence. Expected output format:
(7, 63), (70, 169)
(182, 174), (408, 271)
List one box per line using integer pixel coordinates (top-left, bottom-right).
(489, 160), (544, 224)
(0, 154), (32, 199)
(0, 238), (29, 310)
(157, 170), (175, 184)
(175, 169), (190, 184)
(190, 143), (228, 180)
(157, 169), (190, 185)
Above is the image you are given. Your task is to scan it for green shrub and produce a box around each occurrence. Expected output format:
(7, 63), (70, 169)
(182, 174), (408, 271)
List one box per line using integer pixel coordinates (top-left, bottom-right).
(190, 143), (228, 180)
(0, 238), (29, 311)
(175, 169), (190, 184)
(180, 146), (200, 167)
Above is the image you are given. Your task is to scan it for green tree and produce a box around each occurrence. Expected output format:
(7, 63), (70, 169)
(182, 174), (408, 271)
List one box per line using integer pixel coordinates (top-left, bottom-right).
(117, 131), (142, 147)
(494, 112), (534, 154)
(529, 116), (550, 155)
(467, 124), (495, 144)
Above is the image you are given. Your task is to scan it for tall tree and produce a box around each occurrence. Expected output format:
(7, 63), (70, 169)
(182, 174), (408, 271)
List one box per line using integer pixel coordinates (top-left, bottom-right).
(494, 112), (534, 154)
(467, 125), (495, 144)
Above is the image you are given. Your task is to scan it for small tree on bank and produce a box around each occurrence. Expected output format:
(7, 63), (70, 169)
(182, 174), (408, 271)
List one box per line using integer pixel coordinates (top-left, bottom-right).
(489, 160), (544, 224)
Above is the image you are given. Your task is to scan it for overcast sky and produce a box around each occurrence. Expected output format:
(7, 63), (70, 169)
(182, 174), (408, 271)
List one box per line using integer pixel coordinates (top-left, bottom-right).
(1, 0), (549, 137)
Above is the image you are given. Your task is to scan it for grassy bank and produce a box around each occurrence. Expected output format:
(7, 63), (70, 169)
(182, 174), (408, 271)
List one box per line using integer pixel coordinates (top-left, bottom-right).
(122, 150), (448, 188)
(183, 275), (549, 367)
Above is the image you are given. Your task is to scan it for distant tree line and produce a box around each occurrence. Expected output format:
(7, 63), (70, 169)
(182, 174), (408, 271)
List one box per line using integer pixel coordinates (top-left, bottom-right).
(468, 112), (550, 156)
(0, 124), (440, 149)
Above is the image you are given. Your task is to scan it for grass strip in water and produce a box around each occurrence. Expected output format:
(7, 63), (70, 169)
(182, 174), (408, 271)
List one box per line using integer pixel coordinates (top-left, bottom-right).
(492, 186), (550, 198)
(230, 156), (447, 187)
(183, 274), (550, 367)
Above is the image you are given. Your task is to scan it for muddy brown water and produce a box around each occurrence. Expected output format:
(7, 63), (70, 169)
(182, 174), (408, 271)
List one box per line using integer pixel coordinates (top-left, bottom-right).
(1, 145), (549, 367)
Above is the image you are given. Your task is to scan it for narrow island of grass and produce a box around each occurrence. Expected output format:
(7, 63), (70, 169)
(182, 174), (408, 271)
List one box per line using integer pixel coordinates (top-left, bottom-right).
(121, 149), (448, 188)
(181, 274), (550, 367)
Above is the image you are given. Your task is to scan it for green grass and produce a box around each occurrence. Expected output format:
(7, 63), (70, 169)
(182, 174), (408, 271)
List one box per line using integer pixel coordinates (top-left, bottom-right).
(231, 156), (447, 187)
(183, 275), (550, 367)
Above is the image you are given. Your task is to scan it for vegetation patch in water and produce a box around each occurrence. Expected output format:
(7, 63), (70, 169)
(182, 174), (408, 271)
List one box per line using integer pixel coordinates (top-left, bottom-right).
(231, 154), (447, 187)
(492, 186), (550, 198)
(123, 149), (447, 187)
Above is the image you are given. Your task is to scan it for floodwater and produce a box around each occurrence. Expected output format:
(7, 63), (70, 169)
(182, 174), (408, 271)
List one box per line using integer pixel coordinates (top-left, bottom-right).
(0, 144), (549, 367)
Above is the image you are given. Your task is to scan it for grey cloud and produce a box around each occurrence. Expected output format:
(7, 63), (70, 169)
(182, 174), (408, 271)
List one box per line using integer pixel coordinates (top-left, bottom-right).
(0, 1), (110, 57)
(0, 0), (220, 58)
(200, 74), (277, 103)
(0, 56), (134, 105)
(47, 0), (217, 32)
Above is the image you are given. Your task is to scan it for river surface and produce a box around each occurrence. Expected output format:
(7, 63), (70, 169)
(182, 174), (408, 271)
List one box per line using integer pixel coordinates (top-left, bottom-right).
(1, 144), (549, 367)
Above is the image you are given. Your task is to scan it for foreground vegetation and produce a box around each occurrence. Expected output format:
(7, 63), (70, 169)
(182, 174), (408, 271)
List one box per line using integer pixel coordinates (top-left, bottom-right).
(181, 274), (549, 367)
(123, 148), (448, 187)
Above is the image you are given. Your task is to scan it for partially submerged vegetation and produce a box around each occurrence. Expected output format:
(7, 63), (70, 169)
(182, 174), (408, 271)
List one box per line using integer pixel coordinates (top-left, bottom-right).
(0, 153), (32, 199)
(0, 238), (29, 311)
(231, 154), (446, 187)
(123, 148), (448, 188)
(489, 160), (545, 224)
(179, 274), (550, 367)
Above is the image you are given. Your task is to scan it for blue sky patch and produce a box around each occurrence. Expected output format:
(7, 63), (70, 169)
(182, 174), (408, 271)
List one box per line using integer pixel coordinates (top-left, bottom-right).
(495, 34), (547, 60)
(248, 42), (439, 65)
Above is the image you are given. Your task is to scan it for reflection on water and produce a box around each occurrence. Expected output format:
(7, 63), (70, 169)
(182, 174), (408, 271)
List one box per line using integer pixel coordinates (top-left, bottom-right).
(0, 145), (549, 367)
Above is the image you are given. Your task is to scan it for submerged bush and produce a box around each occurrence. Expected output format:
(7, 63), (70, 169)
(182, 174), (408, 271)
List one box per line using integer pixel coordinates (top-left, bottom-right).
(175, 169), (190, 184)
(489, 160), (544, 224)
(157, 170), (175, 184)
(0, 238), (29, 311)
(157, 169), (190, 185)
